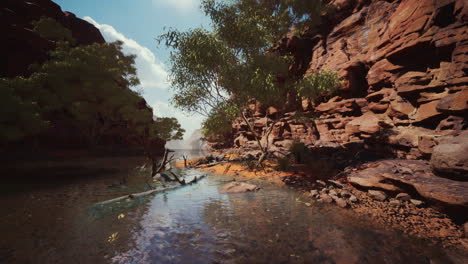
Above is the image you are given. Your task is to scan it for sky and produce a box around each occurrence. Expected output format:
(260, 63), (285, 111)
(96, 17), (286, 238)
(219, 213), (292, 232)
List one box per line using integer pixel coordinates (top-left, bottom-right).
(54, 0), (211, 140)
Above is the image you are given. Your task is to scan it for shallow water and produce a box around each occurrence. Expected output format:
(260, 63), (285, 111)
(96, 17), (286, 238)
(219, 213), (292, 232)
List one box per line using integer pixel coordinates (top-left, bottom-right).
(0, 151), (466, 264)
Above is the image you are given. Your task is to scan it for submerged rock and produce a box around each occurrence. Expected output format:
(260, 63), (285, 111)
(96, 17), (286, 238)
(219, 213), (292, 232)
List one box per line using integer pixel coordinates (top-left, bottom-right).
(220, 182), (259, 193)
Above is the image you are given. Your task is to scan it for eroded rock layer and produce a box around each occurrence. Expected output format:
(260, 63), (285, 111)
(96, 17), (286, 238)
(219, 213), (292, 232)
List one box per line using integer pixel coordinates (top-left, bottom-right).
(227, 0), (467, 163)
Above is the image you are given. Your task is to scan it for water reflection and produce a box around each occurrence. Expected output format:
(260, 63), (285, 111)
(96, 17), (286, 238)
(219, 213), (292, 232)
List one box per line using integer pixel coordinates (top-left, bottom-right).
(0, 151), (466, 264)
(113, 174), (466, 264)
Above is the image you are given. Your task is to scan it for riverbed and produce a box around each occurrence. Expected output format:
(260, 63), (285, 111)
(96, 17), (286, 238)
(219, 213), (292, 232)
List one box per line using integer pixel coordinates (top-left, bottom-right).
(0, 151), (466, 263)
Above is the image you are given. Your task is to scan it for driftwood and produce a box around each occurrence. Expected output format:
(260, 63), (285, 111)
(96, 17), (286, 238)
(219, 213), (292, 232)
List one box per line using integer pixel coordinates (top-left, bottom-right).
(151, 148), (176, 176)
(97, 174), (206, 206)
(96, 186), (179, 206)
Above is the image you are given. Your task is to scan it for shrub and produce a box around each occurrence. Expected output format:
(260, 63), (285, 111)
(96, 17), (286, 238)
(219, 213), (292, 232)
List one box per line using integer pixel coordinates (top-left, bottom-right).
(276, 156), (291, 171)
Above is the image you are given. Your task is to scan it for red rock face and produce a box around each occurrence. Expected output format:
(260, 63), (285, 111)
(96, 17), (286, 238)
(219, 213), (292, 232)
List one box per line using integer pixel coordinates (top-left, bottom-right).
(226, 0), (467, 161)
(0, 0), (105, 78)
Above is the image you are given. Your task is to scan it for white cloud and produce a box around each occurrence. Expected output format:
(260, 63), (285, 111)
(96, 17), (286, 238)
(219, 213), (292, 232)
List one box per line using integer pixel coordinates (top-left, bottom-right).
(152, 0), (199, 13)
(84, 16), (169, 90)
(84, 16), (204, 140)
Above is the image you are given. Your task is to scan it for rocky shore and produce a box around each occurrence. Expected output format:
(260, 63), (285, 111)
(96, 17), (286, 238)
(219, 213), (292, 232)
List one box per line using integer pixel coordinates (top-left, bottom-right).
(197, 0), (468, 251)
(179, 151), (468, 251)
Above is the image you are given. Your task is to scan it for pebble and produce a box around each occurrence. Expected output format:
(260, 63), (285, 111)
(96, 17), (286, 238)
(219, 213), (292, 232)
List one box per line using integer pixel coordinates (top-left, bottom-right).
(310, 190), (319, 198)
(368, 190), (387, 201)
(349, 195), (358, 203)
(316, 180), (326, 186)
(410, 199), (424, 207)
(399, 167), (413, 175)
(396, 193), (411, 201)
(320, 194), (333, 203)
(340, 190), (352, 198)
(334, 197), (348, 208)
(328, 180), (346, 188)
(389, 200), (401, 207)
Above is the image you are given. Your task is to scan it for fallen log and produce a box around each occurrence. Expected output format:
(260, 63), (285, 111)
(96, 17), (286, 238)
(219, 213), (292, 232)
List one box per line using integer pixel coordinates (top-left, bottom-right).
(96, 174), (206, 206)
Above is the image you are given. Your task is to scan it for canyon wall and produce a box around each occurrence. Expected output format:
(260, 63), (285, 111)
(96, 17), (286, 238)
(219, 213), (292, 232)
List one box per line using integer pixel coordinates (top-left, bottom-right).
(0, 0), (105, 78)
(229, 0), (467, 166)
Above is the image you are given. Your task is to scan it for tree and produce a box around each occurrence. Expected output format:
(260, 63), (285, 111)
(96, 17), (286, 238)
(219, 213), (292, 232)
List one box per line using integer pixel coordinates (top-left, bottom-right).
(160, 0), (340, 165)
(1, 17), (185, 155)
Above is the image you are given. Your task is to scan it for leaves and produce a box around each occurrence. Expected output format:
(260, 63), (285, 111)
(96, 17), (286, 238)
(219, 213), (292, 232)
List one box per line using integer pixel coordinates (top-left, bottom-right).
(1, 35), (184, 145)
(159, 0), (337, 141)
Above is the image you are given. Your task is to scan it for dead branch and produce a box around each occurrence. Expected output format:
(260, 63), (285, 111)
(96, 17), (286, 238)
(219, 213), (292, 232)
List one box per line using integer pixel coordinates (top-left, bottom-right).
(168, 171), (186, 185)
(96, 174), (206, 206)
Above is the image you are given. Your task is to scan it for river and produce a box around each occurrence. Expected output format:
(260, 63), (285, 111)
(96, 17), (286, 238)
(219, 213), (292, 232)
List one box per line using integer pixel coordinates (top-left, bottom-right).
(0, 150), (466, 263)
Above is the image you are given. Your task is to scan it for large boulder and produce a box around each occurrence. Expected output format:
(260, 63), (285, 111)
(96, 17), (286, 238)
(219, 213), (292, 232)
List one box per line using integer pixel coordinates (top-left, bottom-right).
(431, 131), (468, 176)
(436, 89), (468, 114)
(348, 159), (468, 207)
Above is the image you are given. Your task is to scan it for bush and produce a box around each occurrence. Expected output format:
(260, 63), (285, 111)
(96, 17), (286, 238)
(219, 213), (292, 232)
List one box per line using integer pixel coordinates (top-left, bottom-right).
(296, 70), (342, 102)
(289, 141), (309, 163)
(276, 156), (291, 171)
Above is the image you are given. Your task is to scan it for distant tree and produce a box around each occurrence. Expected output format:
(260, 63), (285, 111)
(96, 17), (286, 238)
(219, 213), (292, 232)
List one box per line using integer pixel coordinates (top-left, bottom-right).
(159, 0), (340, 165)
(152, 117), (185, 142)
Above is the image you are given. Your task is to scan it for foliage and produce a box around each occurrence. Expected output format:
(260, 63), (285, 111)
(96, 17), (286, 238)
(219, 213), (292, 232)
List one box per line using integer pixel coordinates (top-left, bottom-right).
(202, 103), (239, 138)
(289, 141), (308, 163)
(32, 16), (75, 43)
(1, 39), (183, 145)
(241, 159), (257, 171)
(296, 70), (341, 101)
(159, 0), (339, 157)
(153, 117), (185, 141)
(276, 156), (291, 171)
(0, 78), (46, 142)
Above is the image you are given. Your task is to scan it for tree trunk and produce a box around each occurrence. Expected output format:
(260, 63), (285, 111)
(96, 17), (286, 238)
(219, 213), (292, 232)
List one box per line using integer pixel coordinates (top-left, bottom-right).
(241, 111), (276, 167)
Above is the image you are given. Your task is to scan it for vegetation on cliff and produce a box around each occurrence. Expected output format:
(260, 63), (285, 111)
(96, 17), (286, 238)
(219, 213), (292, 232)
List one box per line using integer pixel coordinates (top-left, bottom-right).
(0, 17), (184, 152)
(160, 0), (341, 164)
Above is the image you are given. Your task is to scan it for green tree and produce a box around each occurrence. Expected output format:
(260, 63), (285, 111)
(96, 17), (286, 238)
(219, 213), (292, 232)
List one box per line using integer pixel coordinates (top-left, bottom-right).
(1, 17), (185, 152)
(160, 0), (340, 165)
(32, 16), (75, 43)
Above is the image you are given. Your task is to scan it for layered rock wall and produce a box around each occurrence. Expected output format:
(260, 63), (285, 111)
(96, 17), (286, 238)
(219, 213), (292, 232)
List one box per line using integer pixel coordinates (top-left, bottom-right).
(230, 0), (467, 162)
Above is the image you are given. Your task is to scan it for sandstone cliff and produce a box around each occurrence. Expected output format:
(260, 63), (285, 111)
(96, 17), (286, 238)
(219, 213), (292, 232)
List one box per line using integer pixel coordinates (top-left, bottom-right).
(228, 0), (467, 165)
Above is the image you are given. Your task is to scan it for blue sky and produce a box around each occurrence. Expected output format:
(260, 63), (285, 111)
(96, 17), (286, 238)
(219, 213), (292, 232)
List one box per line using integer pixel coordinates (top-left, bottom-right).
(54, 0), (210, 140)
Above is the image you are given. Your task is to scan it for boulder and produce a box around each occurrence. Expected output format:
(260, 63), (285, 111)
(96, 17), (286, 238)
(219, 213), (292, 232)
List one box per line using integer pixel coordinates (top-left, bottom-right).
(348, 159), (468, 207)
(220, 182), (260, 193)
(345, 112), (383, 135)
(410, 199), (425, 207)
(368, 190), (388, 201)
(396, 193), (412, 201)
(431, 132), (468, 176)
(333, 197), (348, 208)
(412, 100), (443, 123)
(348, 168), (402, 192)
(319, 193), (333, 203)
(436, 89), (468, 114)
